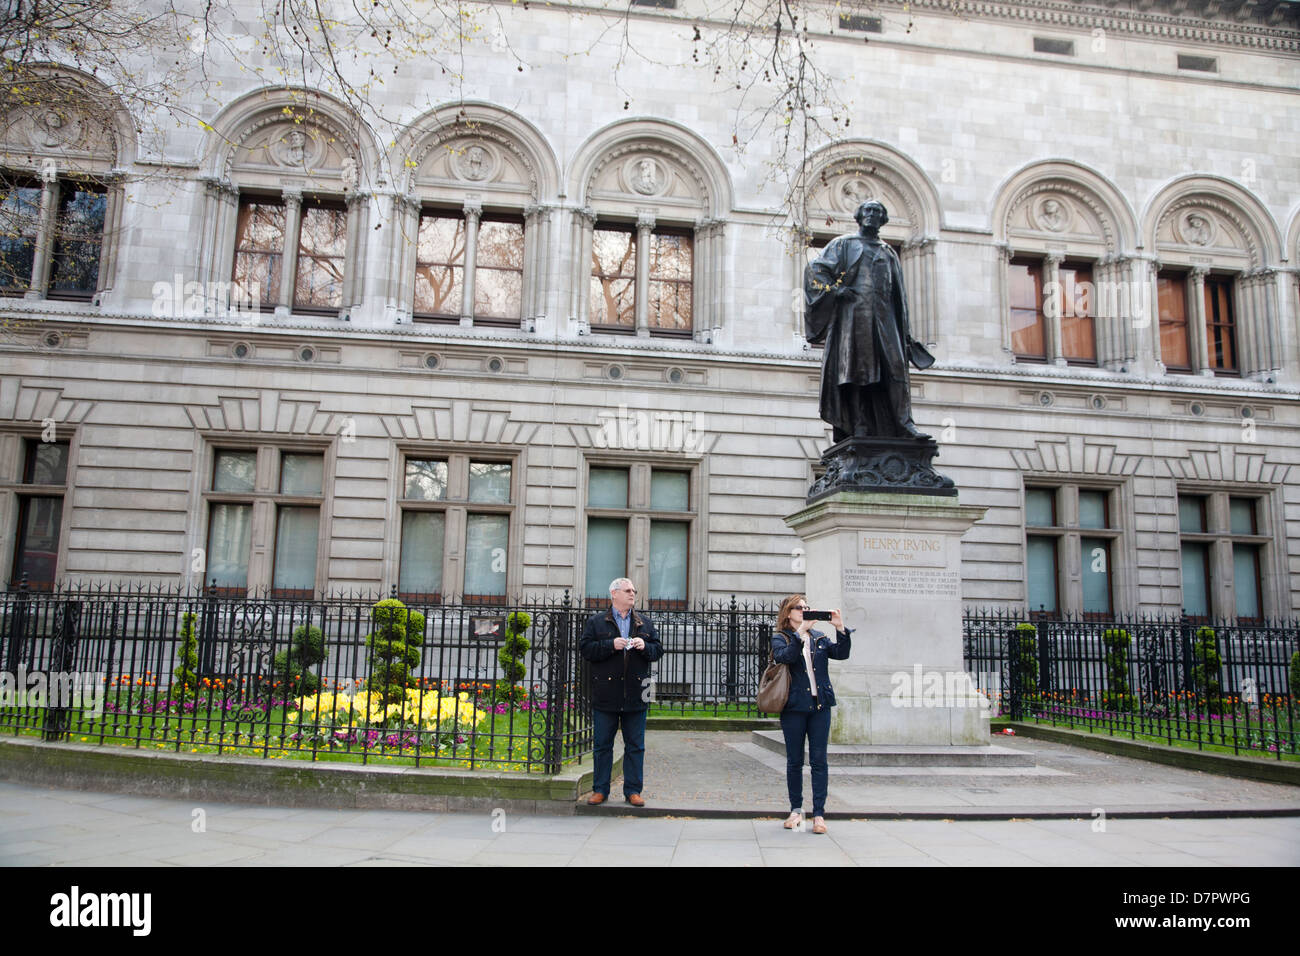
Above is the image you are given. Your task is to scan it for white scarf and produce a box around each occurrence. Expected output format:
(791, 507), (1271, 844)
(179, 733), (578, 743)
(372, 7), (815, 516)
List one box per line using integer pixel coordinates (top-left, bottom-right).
(802, 631), (817, 697)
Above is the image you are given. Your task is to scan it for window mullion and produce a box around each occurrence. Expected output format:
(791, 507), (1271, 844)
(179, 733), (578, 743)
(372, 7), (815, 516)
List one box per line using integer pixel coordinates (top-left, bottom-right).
(280, 188), (303, 311)
(461, 198), (481, 324)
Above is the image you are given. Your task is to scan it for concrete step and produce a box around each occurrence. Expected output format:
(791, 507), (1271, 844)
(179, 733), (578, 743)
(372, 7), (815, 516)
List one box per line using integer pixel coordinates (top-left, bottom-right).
(751, 730), (1037, 767)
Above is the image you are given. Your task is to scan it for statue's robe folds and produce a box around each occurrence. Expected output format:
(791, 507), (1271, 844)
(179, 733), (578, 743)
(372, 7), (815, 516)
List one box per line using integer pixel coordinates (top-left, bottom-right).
(803, 235), (912, 438)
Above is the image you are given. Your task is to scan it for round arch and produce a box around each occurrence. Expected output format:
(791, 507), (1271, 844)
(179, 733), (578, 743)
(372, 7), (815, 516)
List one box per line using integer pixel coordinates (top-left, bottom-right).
(799, 138), (943, 238)
(991, 159), (1137, 253)
(1141, 174), (1281, 269)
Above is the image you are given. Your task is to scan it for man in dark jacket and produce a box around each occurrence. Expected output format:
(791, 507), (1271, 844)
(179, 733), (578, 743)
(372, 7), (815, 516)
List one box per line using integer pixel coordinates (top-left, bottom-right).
(580, 577), (663, 806)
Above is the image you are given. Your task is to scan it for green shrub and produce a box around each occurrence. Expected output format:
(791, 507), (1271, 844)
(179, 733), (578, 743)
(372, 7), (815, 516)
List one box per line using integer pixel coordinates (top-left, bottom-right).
(173, 611), (200, 699)
(1011, 623), (1039, 709)
(274, 624), (326, 698)
(496, 611), (532, 704)
(1289, 651), (1300, 704)
(1191, 625), (1223, 714)
(365, 599), (426, 709)
(1101, 628), (1133, 712)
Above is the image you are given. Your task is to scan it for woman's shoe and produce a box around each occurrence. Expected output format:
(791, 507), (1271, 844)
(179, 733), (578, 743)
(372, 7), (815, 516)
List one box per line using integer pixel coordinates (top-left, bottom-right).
(812, 817), (827, 834)
(783, 811), (802, 830)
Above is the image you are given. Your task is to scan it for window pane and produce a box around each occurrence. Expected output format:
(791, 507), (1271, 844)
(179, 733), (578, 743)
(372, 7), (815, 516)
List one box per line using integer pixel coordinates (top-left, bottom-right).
(213, 451), (256, 492)
(0, 179), (41, 293)
(474, 219), (524, 320)
(1204, 277), (1236, 372)
(273, 506), (319, 593)
(1025, 488), (1054, 527)
(414, 214), (464, 317)
(1080, 537), (1111, 615)
(25, 440), (69, 485)
(1178, 496), (1205, 534)
(590, 228), (636, 327)
(1059, 264), (1095, 363)
(464, 514), (508, 600)
(280, 453), (323, 495)
(1009, 260), (1045, 358)
(1229, 498), (1256, 536)
(649, 521), (688, 604)
(1078, 490), (1107, 530)
(650, 470), (688, 511)
(469, 461), (511, 503)
(648, 231), (692, 331)
(1157, 273), (1190, 370)
(588, 467), (628, 509)
(585, 518), (628, 600)
(207, 502), (252, 589)
(48, 183), (106, 296)
(294, 205), (346, 308)
(1026, 535), (1057, 613)
(14, 496), (62, 586)
(232, 198), (284, 306)
(1180, 543), (1209, 617)
(404, 459), (447, 500)
(399, 511), (445, 597)
(1232, 544), (1261, 619)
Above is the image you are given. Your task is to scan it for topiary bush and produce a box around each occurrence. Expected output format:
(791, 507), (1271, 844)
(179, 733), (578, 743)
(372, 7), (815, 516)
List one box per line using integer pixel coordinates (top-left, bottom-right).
(1011, 623), (1040, 713)
(495, 611), (532, 704)
(1290, 651), (1300, 706)
(365, 599), (427, 709)
(173, 611), (200, 699)
(1101, 628), (1133, 712)
(1191, 625), (1223, 714)
(274, 623), (326, 698)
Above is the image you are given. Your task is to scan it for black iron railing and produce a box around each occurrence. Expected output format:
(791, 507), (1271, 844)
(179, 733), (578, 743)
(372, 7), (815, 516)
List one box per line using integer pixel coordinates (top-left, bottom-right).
(964, 609), (1300, 758)
(0, 583), (782, 767)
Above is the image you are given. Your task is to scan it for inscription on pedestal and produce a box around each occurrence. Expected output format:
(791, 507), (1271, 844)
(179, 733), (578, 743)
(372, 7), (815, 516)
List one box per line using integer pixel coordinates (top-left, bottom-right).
(843, 567), (961, 598)
(858, 533), (948, 568)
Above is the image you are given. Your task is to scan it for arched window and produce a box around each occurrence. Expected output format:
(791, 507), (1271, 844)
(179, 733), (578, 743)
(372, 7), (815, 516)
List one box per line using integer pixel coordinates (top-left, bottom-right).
(993, 163), (1137, 371)
(196, 90), (373, 318)
(569, 120), (732, 341)
(1144, 178), (1283, 380)
(393, 104), (558, 329)
(0, 69), (131, 303)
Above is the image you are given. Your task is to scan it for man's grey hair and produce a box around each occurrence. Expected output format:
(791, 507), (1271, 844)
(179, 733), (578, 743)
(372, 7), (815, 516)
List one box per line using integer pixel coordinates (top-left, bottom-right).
(609, 577), (634, 595)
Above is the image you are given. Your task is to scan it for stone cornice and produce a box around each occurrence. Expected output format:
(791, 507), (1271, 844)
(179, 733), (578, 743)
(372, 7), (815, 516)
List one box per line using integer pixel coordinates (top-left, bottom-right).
(870, 0), (1300, 51)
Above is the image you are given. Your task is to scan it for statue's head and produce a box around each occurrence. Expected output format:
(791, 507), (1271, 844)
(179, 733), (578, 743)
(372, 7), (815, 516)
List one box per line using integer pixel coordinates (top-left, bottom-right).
(855, 200), (888, 228)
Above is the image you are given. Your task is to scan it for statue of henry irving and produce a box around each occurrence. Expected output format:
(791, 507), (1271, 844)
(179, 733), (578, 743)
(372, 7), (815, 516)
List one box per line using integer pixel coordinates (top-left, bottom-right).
(804, 200), (934, 443)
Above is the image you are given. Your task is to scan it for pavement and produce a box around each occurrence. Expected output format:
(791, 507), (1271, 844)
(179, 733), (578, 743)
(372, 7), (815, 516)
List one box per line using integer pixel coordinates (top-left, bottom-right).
(1, 730), (1299, 866)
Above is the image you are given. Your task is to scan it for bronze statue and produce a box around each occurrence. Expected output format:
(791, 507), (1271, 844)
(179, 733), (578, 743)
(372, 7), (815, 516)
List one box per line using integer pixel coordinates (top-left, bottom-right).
(804, 200), (931, 443)
(803, 200), (953, 500)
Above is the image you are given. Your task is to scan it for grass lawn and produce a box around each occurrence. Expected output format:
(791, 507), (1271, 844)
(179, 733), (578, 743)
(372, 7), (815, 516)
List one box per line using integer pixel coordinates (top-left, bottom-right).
(2, 699), (584, 772)
(997, 713), (1300, 762)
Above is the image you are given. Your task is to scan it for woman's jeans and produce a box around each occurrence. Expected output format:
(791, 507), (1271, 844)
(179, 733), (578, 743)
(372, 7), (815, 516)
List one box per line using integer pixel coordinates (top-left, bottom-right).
(780, 706), (832, 816)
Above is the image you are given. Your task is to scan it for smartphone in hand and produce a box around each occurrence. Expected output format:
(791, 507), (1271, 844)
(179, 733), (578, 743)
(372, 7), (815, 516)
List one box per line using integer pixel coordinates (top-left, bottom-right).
(803, 610), (833, 621)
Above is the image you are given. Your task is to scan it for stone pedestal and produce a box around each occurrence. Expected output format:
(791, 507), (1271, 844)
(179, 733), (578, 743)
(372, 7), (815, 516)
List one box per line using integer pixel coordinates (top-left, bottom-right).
(785, 491), (989, 746)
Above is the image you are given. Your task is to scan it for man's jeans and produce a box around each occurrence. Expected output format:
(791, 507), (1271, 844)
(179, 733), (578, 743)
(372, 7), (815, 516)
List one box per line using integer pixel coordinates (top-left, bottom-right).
(592, 709), (647, 797)
(779, 707), (832, 816)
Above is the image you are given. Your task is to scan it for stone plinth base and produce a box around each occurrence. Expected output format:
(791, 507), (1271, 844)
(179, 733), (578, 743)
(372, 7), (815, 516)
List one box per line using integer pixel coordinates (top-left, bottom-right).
(751, 731), (1034, 767)
(785, 490), (989, 746)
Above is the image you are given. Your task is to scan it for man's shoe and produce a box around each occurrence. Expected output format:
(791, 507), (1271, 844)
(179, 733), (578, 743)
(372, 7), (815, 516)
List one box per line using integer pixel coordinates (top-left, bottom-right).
(587, 792), (607, 805)
(625, 793), (646, 807)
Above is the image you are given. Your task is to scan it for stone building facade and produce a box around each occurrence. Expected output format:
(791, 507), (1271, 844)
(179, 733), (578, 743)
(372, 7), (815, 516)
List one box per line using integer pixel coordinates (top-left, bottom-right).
(1, 0), (1298, 618)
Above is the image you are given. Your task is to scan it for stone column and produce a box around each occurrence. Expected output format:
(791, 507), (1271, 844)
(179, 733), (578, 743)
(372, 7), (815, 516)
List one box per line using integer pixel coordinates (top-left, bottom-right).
(1145, 258), (1165, 372)
(94, 172), (125, 298)
(279, 187), (303, 312)
(634, 208), (655, 337)
(785, 491), (990, 746)
(1044, 252), (1065, 365)
(26, 168), (59, 300)
(901, 236), (937, 347)
(571, 206), (595, 328)
(341, 190), (369, 312)
(1189, 265), (1212, 375)
(459, 196), (482, 326)
(995, 243), (1013, 356)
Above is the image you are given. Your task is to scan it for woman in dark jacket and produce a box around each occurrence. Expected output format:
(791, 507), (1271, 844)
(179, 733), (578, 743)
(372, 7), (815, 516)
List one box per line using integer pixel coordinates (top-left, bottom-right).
(771, 593), (851, 834)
